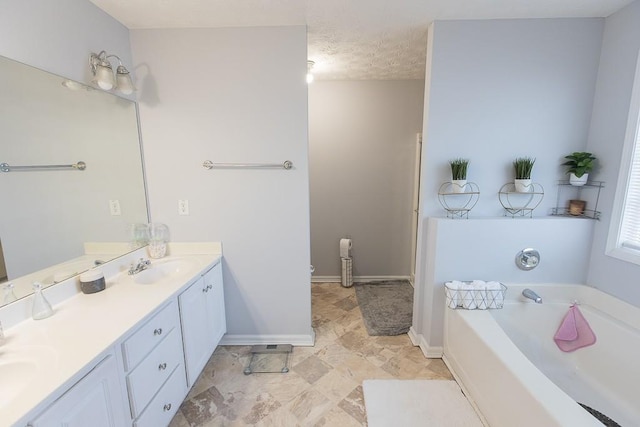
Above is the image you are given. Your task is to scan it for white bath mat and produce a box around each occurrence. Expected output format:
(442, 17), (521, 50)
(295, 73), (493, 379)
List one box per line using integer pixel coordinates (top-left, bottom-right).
(363, 379), (484, 427)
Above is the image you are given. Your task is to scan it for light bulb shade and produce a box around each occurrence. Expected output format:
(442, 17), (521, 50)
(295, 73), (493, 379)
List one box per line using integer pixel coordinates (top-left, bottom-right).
(306, 72), (314, 84)
(116, 65), (135, 95)
(94, 62), (114, 90)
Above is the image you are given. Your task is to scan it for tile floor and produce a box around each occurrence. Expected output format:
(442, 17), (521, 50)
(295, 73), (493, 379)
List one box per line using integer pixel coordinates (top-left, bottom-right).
(169, 282), (453, 426)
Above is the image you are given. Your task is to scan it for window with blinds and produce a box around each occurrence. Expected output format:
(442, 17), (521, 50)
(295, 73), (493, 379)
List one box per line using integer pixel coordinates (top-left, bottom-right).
(620, 134), (640, 252)
(608, 51), (640, 265)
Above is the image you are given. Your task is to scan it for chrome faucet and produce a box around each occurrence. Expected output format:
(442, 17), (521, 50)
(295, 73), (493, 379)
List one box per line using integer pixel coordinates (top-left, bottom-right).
(522, 288), (542, 304)
(128, 258), (151, 275)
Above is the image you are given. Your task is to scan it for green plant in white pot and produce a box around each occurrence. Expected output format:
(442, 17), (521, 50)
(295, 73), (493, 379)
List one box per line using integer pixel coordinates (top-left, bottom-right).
(449, 158), (469, 193)
(513, 157), (535, 192)
(562, 152), (596, 186)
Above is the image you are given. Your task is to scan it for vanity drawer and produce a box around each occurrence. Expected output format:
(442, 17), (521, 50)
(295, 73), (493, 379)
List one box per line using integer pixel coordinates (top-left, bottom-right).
(122, 301), (179, 371)
(127, 327), (184, 417)
(134, 364), (187, 427)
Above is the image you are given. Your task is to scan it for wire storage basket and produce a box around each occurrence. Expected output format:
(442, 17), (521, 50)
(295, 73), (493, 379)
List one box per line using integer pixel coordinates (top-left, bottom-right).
(341, 257), (353, 288)
(445, 281), (507, 310)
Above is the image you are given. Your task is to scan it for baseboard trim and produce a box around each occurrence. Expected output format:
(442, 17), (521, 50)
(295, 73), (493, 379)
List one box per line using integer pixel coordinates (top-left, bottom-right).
(311, 275), (411, 283)
(409, 327), (443, 358)
(220, 331), (315, 347)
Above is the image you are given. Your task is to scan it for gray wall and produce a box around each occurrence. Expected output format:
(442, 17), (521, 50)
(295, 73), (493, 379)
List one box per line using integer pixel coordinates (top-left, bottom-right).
(413, 18), (606, 352)
(413, 218), (595, 350)
(309, 80), (424, 278)
(421, 18), (604, 218)
(586, 0), (640, 307)
(0, 0), (132, 94)
(130, 27), (313, 344)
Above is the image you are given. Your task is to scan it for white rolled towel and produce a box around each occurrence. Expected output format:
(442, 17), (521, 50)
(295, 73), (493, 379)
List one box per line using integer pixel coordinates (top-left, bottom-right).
(460, 283), (477, 309)
(470, 280), (487, 309)
(446, 280), (464, 309)
(485, 281), (504, 308)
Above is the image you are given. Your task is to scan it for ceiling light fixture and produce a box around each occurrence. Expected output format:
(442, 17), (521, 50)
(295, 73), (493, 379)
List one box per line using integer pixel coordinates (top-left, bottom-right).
(306, 60), (315, 84)
(89, 51), (135, 95)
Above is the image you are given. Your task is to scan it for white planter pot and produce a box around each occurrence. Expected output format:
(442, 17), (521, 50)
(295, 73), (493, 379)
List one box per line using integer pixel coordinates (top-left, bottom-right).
(514, 179), (532, 193)
(569, 173), (588, 186)
(451, 179), (467, 193)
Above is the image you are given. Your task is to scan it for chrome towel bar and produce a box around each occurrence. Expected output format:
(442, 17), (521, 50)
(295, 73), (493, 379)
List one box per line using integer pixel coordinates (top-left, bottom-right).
(202, 160), (293, 170)
(1, 161), (86, 172)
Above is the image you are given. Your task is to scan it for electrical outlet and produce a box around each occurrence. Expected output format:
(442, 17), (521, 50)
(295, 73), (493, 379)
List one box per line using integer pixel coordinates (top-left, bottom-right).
(178, 199), (189, 215)
(109, 200), (121, 216)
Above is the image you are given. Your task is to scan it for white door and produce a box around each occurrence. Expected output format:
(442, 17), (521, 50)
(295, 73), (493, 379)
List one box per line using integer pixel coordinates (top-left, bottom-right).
(410, 133), (422, 285)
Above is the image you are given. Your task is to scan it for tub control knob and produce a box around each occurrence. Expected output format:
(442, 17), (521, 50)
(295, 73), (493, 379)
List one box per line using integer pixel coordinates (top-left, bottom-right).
(516, 248), (540, 271)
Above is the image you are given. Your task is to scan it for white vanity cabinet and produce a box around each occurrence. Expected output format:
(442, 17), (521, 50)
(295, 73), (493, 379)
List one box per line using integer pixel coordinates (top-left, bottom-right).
(8, 251), (225, 427)
(179, 261), (226, 387)
(29, 353), (128, 427)
(120, 300), (186, 426)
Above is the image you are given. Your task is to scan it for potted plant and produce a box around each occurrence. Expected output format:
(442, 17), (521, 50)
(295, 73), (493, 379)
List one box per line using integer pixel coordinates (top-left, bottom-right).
(513, 157), (535, 192)
(449, 158), (469, 193)
(562, 152), (596, 186)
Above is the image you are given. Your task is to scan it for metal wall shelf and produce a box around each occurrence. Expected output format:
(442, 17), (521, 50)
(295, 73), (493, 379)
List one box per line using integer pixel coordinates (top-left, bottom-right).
(551, 180), (604, 220)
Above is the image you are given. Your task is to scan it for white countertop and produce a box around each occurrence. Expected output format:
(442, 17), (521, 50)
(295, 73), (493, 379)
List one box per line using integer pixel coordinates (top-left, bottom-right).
(0, 243), (222, 426)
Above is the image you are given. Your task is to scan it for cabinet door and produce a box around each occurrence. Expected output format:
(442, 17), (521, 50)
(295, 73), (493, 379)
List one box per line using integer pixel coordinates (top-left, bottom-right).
(203, 262), (226, 352)
(30, 354), (127, 427)
(178, 277), (209, 387)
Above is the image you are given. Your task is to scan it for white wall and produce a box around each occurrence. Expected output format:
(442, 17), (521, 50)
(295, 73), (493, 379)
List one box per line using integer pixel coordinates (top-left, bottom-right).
(421, 19), (604, 218)
(308, 80), (424, 278)
(412, 217), (594, 352)
(0, 0), (132, 90)
(586, 0), (640, 307)
(130, 27), (313, 344)
(413, 18), (605, 353)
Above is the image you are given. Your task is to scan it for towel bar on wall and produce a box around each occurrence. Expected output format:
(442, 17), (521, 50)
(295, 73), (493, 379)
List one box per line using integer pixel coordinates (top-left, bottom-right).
(202, 160), (293, 170)
(0, 161), (86, 172)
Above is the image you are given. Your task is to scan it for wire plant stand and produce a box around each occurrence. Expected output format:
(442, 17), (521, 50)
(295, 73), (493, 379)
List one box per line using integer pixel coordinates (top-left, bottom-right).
(498, 182), (544, 218)
(438, 182), (480, 219)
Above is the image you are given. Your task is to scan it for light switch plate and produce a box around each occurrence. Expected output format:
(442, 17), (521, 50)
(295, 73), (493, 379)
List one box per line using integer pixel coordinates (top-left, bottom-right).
(178, 199), (189, 215)
(109, 200), (121, 216)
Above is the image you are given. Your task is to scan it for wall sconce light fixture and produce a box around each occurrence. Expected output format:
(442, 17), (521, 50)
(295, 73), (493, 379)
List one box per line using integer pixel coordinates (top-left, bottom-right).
(306, 60), (315, 84)
(89, 51), (135, 95)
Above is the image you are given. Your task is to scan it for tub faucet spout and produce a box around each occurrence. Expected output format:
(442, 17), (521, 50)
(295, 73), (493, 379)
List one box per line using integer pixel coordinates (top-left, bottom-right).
(522, 288), (542, 304)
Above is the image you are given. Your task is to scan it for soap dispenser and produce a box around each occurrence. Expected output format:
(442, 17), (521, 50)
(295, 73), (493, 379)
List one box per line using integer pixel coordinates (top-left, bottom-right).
(32, 282), (53, 320)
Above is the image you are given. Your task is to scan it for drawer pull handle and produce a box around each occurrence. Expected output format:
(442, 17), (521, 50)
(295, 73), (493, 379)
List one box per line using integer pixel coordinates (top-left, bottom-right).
(153, 328), (163, 336)
(158, 362), (168, 371)
(163, 403), (172, 411)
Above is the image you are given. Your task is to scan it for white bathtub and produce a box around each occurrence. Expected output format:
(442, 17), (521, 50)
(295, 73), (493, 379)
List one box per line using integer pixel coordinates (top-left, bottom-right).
(444, 284), (640, 427)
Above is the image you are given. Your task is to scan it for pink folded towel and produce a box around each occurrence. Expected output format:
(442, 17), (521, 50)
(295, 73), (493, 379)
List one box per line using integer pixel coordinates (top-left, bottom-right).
(554, 304), (596, 352)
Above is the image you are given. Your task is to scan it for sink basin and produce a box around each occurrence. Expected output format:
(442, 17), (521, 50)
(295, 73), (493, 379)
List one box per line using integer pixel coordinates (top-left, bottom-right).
(0, 360), (37, 407)
(129, 259), (196, 285)
(0, 345), (57, 409)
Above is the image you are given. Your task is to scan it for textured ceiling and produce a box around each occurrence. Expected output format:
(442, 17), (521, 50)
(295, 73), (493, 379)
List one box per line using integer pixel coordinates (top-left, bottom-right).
(90, 0), (633, 80)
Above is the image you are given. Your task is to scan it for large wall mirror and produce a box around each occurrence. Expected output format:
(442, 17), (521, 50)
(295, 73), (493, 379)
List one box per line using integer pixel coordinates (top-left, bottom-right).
(0, 54), (149, 307)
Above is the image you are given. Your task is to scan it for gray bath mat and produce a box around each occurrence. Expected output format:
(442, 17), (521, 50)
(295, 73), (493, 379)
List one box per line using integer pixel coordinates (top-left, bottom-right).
(354, 281), (413, 336)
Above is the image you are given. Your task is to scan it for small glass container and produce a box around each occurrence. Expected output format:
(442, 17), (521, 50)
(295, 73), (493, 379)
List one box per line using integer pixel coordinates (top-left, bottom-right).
(130, 223), (150, 249)
(32, 282), (53, 320)
(3, 282), (17, 304)
(148, 223), (170, 259)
